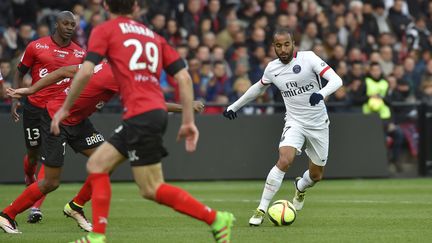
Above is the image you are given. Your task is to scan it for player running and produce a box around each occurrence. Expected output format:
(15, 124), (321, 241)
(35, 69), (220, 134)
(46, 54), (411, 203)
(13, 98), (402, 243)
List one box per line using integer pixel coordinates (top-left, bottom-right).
(51, 0), (234, 242)
(2, 62), (204, 233)
(10, 11), (85, 223)
(223, 28), (343, 226)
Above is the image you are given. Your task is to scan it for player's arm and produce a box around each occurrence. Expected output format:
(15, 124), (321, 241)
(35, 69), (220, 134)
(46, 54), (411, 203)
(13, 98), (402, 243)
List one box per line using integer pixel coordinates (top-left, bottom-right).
(7, 65), (78, 98)
(309, 52), (343, 106)
(223, 81), (270, 120)
(51, 60), (95, 135)
(166, 101), (205, 113)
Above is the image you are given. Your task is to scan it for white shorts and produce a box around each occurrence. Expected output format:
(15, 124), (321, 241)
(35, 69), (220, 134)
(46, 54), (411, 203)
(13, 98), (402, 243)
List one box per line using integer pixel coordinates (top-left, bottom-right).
(278, 124), (329, 166)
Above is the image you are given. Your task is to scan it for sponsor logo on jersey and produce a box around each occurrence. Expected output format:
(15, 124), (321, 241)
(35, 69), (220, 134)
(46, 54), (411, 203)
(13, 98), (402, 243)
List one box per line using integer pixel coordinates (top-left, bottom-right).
(85, 133), (104, 146)
(74, 49), (85, 58)
(96, 101), (105, 109)
(35, 43), (49, 49)
(281, 82), (314, 98)
(54, 49), (69, 58)
(39, 68), (49, 78)
(293, 65), (301, 74)
(56, 77), (71, 85)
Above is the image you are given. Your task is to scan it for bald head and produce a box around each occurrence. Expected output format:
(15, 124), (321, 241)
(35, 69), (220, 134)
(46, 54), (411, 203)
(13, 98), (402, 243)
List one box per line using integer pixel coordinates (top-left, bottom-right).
(53, 11), (77, 42)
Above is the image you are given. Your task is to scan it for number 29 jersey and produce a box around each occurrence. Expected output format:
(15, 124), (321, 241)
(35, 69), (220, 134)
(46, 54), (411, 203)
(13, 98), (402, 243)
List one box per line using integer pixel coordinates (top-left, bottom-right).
(87, 16), (185, 119)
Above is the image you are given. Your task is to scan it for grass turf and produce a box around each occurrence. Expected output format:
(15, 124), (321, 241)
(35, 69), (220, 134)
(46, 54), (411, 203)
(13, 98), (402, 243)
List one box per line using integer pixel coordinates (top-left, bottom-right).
(0, 179), (431, 243)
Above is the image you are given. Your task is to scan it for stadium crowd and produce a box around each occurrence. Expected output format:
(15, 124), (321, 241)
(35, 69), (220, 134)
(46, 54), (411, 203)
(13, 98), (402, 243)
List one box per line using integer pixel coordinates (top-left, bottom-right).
(0, 0), (431, 169)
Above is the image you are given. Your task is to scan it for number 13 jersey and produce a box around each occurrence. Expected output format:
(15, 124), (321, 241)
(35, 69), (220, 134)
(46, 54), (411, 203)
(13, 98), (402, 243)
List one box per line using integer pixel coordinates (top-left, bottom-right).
(87, 16), (185, 119)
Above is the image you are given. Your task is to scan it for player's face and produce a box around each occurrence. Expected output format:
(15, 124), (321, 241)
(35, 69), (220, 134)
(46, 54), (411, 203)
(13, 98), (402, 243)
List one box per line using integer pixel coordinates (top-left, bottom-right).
(273, 33), (294, 64)
(56, 17), (77, 40)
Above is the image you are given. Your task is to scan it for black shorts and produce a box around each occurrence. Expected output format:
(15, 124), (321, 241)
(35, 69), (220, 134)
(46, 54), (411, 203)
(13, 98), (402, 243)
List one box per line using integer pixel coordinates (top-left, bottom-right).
(22, 100), (44, 148)
(39, 111), (104, 167)
(108, 109), (168, 166)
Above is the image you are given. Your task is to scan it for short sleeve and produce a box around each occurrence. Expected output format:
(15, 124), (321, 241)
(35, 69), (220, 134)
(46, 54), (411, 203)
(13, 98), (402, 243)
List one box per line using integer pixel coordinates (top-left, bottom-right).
(309, 51), (331, 77)
(161, 38), (185, 76)
(260, 65), (273, 85)
(87, 25), (109, 58)
(18, 44), (35, 74)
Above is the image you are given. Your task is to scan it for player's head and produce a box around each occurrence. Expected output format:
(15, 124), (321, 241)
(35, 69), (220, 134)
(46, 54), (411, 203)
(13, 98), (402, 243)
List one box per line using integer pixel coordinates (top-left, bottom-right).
(104, 0), (137, 15)
(54, 11), (76, 40)
(272, 28), (295, 64)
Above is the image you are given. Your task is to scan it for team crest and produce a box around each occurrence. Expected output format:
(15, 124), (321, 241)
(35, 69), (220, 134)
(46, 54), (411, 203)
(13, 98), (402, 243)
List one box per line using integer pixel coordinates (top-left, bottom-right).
(293, 65), (301, 73)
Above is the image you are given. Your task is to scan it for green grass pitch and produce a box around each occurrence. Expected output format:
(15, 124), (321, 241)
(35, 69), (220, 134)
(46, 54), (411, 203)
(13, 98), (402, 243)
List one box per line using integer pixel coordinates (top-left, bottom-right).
(1, 179), (431, 243)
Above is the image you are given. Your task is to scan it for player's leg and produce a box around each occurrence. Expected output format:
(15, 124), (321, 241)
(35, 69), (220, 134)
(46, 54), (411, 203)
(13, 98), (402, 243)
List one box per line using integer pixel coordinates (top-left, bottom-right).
(27, 165), (45, 223)
(63, 120), (105, 232)
(293, 126), (328, 211)
(249, 125), (304, 226)
(71, 141), (125, 243)
(131, 164), (234, 243)
(0, 165), (62, 233)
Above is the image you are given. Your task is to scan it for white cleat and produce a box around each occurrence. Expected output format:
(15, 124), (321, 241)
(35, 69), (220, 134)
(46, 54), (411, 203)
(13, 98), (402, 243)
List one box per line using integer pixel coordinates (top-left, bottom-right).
(63, 202), (92, 232)
(0, 213), (21, 234)
(249, 209), (265, 226)
(293, 177), (306, 211)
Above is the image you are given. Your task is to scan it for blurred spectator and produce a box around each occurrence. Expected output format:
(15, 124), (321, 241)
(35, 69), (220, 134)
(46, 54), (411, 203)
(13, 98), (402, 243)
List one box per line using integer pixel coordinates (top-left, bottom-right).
(149, 12), (166, 37)
(299, 21), (320, 51)
(406, 15), (432, 52)
(166, 18), (185, 46)
(387, 0), (412, 42)
(216, 20), (241, 50)
(0, 59), (12, 84)
(182, 0), (202, 35)
(419, 78), (432, 103)
(379, 45), (395, 76)
(362, 62), (391, 120)
(327, 86), (352, 113)
(0, 0), (14, 29)
(202, 0), (225, 33)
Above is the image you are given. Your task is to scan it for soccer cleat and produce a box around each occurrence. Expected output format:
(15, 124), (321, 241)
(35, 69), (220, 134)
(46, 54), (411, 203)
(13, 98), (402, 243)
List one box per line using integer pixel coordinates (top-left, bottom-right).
(211, 211), (235, 243)
(69, 232), (106, 243)
(27, 207), (43, 223)
(63, 202), (92, 232)
(24, 174), (37, 187)
(293, 177), (306, 211)
(0, 212), (21, 234)
(248, 208), (265, 226)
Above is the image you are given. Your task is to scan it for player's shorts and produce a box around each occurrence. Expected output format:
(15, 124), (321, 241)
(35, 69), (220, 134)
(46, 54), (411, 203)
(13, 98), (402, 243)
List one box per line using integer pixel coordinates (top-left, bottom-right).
(22, 100), (44, 148)
(279, 123), (329, 166)
(39, 110), (104, 167)
(108, 109), (168, 166)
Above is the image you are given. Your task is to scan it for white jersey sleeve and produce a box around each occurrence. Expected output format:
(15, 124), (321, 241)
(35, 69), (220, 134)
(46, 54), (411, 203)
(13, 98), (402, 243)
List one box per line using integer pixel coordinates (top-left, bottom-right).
(308, 52), (342, 98)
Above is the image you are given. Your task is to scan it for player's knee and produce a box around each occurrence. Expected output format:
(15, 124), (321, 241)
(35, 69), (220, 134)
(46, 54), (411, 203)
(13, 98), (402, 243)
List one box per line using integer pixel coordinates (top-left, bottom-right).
(86, 157), (107, 173)
(277, 155), (294, 171)
(309, 171), (323, 182)
(39, 179), (60, 193)
(139, 187), (157, 200)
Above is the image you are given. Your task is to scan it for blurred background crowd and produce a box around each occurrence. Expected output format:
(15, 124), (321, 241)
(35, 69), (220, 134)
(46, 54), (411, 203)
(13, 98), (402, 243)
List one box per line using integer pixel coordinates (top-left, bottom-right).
(1, 0), (432, 173)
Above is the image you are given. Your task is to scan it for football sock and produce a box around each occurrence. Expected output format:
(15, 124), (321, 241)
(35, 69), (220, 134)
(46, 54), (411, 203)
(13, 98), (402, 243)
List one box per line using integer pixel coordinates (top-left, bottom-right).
(23, 154), (37, 177)
(155, 183), (217, 225)
(297, 170), (315, 192)
(32, 165), (46, 209)
(89, 173), (111, 234)
(258, 166), (285, 212)
(3, 183), (44, 220)
(72, 177), (92, 207)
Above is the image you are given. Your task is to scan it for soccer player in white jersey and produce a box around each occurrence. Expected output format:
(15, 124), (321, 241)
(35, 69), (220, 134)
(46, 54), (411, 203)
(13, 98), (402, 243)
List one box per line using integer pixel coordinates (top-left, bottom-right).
(223, 28), (343, 226)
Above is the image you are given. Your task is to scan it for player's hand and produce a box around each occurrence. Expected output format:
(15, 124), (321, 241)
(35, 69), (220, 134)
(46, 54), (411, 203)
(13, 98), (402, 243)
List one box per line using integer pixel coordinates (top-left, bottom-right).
(6, 87), (31, 99)
(309, 93), (323, 106)
(177, 122), (199, 152)
(50, 107), (69, 136)
(193, 101), (205, 113)
(223, 109), (237, 120)
(11, 99), (22, 122)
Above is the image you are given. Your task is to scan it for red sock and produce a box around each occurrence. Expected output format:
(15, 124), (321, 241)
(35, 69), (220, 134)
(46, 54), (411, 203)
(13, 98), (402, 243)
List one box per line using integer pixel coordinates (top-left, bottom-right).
(72, 177), (92, 206)
(156, 183), (216, 225)
(3, 183), (44, 220)
(32, 165), (46, 209)
(89, 173), (111, 234)
(23, 154), (37, 176)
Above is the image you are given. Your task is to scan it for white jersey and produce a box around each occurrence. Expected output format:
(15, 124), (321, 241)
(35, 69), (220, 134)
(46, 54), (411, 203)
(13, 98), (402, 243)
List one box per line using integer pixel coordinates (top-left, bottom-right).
(261, 51), (332, 129)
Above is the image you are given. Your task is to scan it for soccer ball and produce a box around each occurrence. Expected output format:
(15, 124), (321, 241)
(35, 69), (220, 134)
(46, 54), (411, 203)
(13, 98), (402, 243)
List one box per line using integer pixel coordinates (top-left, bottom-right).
(267, 200), (297, 226)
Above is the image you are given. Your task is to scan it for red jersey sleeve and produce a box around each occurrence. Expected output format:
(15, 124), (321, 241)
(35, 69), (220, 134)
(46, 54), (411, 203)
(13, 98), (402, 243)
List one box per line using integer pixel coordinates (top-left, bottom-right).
(17, 43), (35, 74)
(161, 38), (185, 76)
(86, 25), (109, 64)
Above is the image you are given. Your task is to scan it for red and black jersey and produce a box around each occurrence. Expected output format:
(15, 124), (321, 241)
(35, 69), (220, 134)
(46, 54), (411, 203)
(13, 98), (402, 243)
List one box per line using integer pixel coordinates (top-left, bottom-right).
(46, 62), (118, 126)
(86, 16), (185, 119)
(18, 36), (86, 108)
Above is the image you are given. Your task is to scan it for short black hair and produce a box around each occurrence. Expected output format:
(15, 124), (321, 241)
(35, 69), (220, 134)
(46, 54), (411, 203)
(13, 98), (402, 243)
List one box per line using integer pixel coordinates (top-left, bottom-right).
(273, 27), (293, 40)
(105, 0), (136, 15)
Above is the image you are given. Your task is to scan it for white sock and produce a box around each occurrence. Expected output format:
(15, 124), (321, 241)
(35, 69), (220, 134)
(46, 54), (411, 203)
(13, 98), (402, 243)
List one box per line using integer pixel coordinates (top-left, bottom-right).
(297, 170), (315, 192)
(258, 166), (285, 212)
